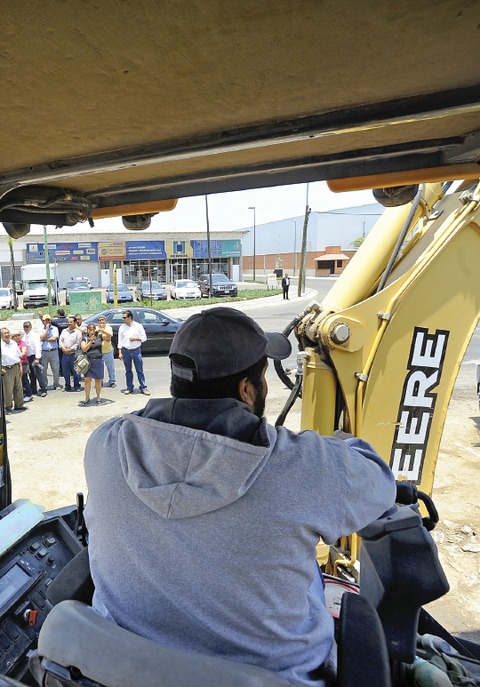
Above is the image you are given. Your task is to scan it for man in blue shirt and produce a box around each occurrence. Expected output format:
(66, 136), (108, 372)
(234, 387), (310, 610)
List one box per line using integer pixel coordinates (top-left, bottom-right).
(85, 308), (396, 686)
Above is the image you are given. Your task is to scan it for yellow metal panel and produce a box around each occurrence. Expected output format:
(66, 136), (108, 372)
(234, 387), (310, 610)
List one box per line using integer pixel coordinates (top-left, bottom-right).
(301, 354), (338, 436)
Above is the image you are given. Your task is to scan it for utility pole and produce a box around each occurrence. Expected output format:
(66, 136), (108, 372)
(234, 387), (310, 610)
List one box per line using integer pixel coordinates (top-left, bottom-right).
(7, 239), (17, 310)
(298, 184), (311, 297)
(248, 206), (256, 282)
(43, 225), (53, 313)
(205, 195), (213, 296)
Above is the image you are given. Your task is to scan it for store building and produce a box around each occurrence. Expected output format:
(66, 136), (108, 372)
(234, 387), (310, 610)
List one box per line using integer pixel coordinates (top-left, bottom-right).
(0, 225), (245, 289)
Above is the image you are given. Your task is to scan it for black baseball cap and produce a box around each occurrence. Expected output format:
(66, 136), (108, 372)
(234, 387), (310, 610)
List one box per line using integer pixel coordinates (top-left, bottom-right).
(170, 307), (291, 381)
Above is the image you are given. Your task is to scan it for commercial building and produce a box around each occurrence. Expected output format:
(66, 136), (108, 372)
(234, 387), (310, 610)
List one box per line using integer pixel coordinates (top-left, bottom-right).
(0, 224), (245, 289)
(0, 201), (381, 288)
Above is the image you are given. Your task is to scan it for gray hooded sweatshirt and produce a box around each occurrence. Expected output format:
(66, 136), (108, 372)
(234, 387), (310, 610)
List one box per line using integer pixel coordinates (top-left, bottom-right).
(84, 398), (396, 686)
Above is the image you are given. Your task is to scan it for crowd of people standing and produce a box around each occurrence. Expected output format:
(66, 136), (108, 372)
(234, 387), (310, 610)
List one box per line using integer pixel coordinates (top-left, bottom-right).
(1, 308), (149, 412)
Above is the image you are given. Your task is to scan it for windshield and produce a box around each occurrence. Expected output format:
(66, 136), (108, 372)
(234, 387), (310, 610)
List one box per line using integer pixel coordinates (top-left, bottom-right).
(142, 281), (162, 289)
(67, 282), (89, 290)
(108, 283), (128, 291)
(177, 281), (197, 288)
(25, 282), (48, 291)
(0, 289), (9, 297)
(212, 274), (229, 283)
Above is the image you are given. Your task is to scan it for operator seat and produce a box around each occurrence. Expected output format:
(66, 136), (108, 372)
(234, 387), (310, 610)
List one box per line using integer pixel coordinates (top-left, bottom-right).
(33, 600), (301, 687)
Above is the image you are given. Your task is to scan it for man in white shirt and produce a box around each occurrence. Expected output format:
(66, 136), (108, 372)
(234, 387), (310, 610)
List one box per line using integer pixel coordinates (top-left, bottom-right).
(22, 321), (47, 397)
(59, 315), (83, 392)
(1, 328), (27, 413)
(117, 310), (150, 396)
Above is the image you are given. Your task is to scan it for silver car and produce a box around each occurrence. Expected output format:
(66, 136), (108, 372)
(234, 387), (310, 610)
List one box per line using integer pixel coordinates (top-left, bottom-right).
(140, 280), (167, 300)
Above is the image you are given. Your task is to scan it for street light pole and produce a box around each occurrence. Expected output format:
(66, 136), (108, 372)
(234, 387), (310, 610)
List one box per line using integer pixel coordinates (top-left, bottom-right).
(290, 220), (297, 276)
(248, 206), (256, 282)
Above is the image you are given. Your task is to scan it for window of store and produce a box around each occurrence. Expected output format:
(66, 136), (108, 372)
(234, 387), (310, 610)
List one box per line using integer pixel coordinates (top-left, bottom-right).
(124, 260), (166, 285)
(169, 259), (188, 282)
(192, 258), (229, 278)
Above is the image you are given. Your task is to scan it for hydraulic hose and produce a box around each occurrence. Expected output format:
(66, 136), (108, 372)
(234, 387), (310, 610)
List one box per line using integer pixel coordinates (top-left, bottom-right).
(376, 185), (423, 293)
(274, 352), (309, 427)
(273, 303), (319, 390)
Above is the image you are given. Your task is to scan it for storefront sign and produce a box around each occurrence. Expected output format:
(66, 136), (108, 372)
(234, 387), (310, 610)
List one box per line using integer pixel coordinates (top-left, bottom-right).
(98, 242), (126, 260)
(191, 239), (241, 258)
(166, 240), (193, 258)
(125, 241), (166, 260)
(26, 242), (98, 263)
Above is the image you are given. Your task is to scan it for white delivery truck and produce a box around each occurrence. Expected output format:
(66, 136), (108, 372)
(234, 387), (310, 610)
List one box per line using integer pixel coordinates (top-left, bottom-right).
(21, 263), (59, 308)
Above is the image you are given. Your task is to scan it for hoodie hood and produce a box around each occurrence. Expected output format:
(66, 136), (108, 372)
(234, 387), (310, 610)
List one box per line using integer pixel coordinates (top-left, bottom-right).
(115, 398), (276, 519)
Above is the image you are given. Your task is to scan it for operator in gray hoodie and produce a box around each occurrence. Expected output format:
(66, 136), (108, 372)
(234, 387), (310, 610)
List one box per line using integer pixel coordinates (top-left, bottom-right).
(84, 307), (396, 686)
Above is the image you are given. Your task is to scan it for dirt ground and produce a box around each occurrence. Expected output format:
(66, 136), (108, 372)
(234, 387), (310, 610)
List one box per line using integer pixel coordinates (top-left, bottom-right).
(6, 319), (480, 645)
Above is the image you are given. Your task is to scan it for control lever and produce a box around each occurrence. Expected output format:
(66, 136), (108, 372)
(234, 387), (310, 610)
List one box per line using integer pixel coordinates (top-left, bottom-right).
(76, 492), (87, 545)
(395, 482), (439, 531)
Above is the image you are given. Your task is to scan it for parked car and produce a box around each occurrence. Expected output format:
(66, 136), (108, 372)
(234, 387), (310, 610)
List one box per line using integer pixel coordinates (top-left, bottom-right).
(198, 273), (238, 298)
(140, 280), (167, 300)
(65, 279), (90, 304)
(7, 280), (23, 294)
(0, 288), (13, 309)
(106, 283), (139, 303)
(171, 279), (201, 300)
(84, 307), (183, 354)
(71, 276), (92, 289)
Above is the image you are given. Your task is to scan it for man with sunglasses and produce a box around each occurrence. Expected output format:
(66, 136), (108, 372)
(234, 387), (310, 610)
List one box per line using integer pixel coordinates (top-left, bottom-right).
(117, 310), (150, 395)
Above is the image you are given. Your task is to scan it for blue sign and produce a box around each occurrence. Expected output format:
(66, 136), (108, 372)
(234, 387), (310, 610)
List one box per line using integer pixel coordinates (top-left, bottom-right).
(26, 242), (98, 263)
(125, 241), (167, 260)
(191, 239), (241, 258)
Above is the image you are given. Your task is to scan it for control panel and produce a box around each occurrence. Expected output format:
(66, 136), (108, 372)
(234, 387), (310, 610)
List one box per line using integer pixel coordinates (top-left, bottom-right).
(0, 515), (82, 681)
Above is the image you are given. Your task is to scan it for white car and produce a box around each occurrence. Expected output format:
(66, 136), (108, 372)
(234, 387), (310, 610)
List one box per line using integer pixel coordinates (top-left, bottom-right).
(171, 279), (201, 300)
(0, 288), (13, 309)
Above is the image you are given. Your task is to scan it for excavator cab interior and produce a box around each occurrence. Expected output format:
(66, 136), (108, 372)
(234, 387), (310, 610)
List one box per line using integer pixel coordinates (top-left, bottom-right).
(1, 1), (480, 685)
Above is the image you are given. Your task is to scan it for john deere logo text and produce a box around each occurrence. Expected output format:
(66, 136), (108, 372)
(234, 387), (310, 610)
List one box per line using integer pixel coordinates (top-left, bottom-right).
(390, 327), (449, 483)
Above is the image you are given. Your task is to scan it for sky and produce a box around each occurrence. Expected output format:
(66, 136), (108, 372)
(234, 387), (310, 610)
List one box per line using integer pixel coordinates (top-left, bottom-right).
(23, 181), (377, 237)
(157, 181), (376, 232)
(91, 181), (377, 235)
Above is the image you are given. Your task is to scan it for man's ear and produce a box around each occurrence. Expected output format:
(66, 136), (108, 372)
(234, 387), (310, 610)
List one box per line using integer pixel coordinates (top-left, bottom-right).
(237, 376), (256, 410)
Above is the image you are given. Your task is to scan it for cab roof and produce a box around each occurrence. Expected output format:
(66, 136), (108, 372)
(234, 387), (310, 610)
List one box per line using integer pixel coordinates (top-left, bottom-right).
(1, 1), (479, 230)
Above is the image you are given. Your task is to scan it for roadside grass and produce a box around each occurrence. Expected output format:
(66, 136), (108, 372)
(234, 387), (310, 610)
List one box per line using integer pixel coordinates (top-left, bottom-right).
(2, 289), (283, 319)
(144, 288), (282, 310)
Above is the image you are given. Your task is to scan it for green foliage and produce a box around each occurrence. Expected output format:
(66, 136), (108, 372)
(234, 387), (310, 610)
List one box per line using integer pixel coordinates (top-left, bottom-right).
(350, 237), (365, 248)
(139, 289), (282, 310)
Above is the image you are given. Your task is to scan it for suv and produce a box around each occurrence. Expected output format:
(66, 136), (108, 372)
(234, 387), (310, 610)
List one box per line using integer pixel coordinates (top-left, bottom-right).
(198, 273), (237, 298)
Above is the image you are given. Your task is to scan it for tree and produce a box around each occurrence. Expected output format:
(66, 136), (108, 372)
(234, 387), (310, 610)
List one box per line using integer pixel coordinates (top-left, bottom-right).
(8, 238), (18, 310)
(350, 237), (365, 248)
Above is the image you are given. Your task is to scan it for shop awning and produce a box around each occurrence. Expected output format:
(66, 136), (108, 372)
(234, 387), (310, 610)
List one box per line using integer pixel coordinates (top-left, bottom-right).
(315, 253), (349, 262)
